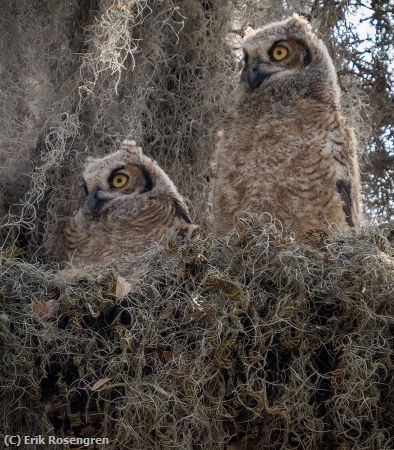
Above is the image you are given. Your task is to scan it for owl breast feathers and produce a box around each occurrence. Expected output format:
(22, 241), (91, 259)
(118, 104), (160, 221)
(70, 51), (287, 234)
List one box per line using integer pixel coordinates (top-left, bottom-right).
(66, 140), (197, 266)
(213, 14), (362, 237)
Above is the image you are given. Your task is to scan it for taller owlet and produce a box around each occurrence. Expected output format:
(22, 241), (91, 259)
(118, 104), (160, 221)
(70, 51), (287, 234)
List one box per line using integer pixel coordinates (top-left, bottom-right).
(213, 14), (362, 237)
(66, 140), (197, 266)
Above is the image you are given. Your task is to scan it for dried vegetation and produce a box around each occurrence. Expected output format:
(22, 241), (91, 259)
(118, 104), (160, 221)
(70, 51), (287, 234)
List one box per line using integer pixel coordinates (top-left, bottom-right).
(1, 216), (394, 449)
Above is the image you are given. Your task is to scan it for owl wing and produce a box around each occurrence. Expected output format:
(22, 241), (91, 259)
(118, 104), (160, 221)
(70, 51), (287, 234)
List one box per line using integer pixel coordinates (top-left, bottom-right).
(128, 194), (196, 241)
(172, 197), (193, 224)
(65, 211), (90, 252)
(335, 179), (355, 227)
(332, 138), (361, 227)
(170, 196), (199, 240)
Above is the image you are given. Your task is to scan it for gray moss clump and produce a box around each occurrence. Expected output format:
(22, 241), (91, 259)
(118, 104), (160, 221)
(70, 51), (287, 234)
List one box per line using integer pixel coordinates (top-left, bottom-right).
(1, 215), (393, 449)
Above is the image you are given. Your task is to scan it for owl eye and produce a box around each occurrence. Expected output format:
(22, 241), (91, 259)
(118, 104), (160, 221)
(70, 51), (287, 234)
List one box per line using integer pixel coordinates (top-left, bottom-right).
(271, 46), (288, 61)
(110, 173), (129, 189)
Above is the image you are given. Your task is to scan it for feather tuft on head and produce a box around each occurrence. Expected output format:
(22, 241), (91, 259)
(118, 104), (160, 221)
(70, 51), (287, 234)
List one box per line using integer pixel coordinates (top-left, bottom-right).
(120, 139), (143, 155)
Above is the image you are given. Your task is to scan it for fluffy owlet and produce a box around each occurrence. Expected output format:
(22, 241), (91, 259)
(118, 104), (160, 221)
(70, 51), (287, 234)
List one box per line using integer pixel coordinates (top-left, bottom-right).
(66, 140), (196, 266)
(213, 14), (362, 237)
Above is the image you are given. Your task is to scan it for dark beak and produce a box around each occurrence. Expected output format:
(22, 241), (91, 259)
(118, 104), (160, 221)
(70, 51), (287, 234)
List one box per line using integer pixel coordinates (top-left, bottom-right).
(87, 187), (106, 216)
(247, 65), (270, 90)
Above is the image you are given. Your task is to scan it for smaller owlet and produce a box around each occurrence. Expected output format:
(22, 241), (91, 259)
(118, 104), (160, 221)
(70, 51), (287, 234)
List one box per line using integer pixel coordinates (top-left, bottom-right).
(66, 140), (197, 266)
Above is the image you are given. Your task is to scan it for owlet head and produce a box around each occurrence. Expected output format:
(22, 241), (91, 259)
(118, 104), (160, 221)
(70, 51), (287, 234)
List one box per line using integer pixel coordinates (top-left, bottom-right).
(81, 140), (160, 216)
(241, 14), (336, 98)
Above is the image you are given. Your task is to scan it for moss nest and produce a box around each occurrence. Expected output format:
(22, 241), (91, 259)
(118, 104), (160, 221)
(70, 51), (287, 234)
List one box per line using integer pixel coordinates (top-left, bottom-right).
(1, 215), (393, 449)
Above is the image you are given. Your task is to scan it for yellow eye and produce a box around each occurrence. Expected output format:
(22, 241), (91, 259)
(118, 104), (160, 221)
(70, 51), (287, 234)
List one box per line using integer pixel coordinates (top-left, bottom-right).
(111, 173), (129, 188)
(272, 46), (288, 61)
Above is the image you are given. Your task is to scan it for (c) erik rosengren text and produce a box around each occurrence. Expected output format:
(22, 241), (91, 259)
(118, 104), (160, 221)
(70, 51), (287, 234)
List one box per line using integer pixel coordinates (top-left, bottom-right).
(4, 435), (109, 447)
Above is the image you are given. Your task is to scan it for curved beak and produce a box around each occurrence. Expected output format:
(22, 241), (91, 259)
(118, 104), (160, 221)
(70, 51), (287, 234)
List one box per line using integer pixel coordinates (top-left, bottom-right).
(87, 187), (106, 216)
(247, 63), (271, 90)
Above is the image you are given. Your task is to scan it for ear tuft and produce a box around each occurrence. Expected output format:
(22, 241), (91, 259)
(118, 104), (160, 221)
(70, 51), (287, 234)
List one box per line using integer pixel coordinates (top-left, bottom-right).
(290, 13), (313, 31)
(297, 11), (313, 23)
(243, 26), (255, 39)
(85, 156), (97, 165)
(121, 139), (143, 155)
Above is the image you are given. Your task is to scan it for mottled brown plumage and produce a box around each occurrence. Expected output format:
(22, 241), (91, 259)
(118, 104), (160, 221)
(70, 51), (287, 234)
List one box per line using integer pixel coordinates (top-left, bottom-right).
(66, 140), (196, 266)
(213, 14), (362, 237)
